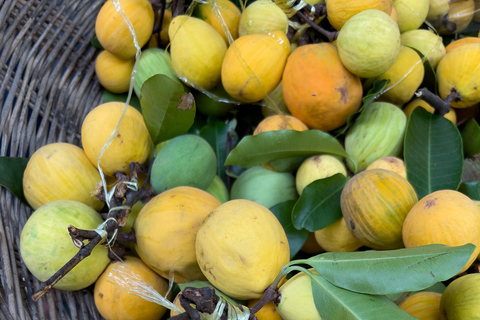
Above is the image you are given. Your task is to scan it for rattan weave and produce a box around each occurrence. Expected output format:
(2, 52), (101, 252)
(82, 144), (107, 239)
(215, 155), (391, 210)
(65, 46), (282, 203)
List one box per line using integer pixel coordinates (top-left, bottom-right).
(1, 0), (106, 318)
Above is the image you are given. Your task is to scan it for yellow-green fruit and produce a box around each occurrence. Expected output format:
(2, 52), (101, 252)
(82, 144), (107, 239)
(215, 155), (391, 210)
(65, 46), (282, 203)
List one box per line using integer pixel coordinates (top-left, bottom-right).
(261, 81), (291, 118)
(195, 0), (241, 43)
(434, 0), (475, 35)
(276, 270), (322, 320)
(238, 0), (289, 37)
(247, 299), (283, 320)
(365, 156), (407, 178)
(427, 0), (449, 21)
(341, 169), (418, 250)
(205, 175), (229, 203)
(94, 257), (170, 320)
(81, 102), (151, 176)
(168, 15), (227, 90)
(326, 0), (394, 31)
(222, 31), (290, 103)
(20, 200), (109, 291)
(95, 50), (135, 93)
(403, 98), (457, 124)
(393, 0), (430, 32)
(399, 291), (442, 320)
(400, 29), (446, 69)
(295, 155), (347, 195)
(436, 44), (480, 108)
(134, 187), (221, 283)
(95, 0), (154, 59)
(23, 143), (104, 211)
(377, 46), (425, 105)
(314, 218), (364, 252)
(337, 9), (401, 78)
(196, 199), (290, 300)
(402, 190), (480, 274)
(440, 273), (480, 319)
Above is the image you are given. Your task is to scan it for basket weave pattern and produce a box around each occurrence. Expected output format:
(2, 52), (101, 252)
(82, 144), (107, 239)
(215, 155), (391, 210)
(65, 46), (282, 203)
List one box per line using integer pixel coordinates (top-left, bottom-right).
(1, 0), (107, 318)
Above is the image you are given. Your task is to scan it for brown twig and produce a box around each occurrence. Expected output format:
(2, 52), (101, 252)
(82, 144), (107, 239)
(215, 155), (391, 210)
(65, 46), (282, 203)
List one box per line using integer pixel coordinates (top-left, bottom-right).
(416, 87), (461, 117)
(296, 10), (338, 42)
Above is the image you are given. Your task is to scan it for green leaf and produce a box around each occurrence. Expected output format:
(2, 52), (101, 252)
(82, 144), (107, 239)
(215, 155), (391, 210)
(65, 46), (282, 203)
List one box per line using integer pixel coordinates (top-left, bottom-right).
(293, 244), (475, 295)
(333, 79), (388, 137)
(404, 107), (463, 199)
(270, 200), (310, 259)
(0, 157), (29, 205)
(309, 271), (417, 320)
(91, 37), (104, 50)
(461, 118), (480, 158)
(200, 121), (237, 183)
(224, 130), (353, 170)
(458, 181), (480, 200)
(102, 90), (141, 112)
(140, 74), (196, 145)
(291, 174), (347, 232)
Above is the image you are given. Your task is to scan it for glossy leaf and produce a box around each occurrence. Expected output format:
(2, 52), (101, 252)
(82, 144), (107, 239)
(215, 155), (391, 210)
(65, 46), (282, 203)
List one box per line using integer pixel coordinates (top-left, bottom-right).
(291, 244), (475, 295)
(102, 90), (141, 112)
(404, 107), (463, 199)
(291, 174), (347, 232)
(458, 181), (480, 200)
(309, 271), (417, 320)
(91, 36), (104, 50)
(270, 200), (310, 259)
(333, 79), (388, 137)
(0, 157), (29, 205)
(461, 118), (480, 158)
(200, 121), (237, 184)
(140, 74), (196, 144)
(224, 130), (353, 170)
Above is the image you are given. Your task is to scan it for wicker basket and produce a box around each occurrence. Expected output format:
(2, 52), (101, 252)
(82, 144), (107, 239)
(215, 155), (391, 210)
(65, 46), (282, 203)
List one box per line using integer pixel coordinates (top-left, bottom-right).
(1, 0), (106, 318)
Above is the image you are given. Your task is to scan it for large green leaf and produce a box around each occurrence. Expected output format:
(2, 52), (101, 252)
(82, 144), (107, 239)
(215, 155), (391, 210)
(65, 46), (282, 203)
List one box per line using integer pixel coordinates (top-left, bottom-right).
(290, 244), (475, 295)
(458, 181), (480, 200)
(270, 200), (310, 259)
(102, 90), (141, 112)
(333, 79), (388, 137)
(291, 174), (347, 232)
(309, 271), (417, 320)
(200, 121), (237, 184)
(461, 118), (480, 158)
(0, 157), (29, 205)
(224, 130), (353, 170)
(404, 107), (463, 199)
(139, 74), (196, 145)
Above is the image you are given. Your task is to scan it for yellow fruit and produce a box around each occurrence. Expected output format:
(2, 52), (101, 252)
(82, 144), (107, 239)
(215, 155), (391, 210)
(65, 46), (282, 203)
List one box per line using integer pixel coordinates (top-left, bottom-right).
(95, 50), (135, 93)
(248, 299), (283, 320)
(440, 273), (480, 319)
(365, 156), (407, 178)
(399, 291), (442, 320)
(222, 31), (290, 103)
(94, 257), (170, 320)
(427, 0), (449, 21)
(196, 199), (290, 300)
(341, 169), (418, 250)
(295, 155), (347, 195)
(403, 98), (457, 124)
(377, 46), (425, 105)
(300, 232), (325, 255)
(238, 0), (289, 37)
(148, 9), (172, 48)
(400, 29), (446, 70)
(282, 43), (363, 131)
(276, 269), (322, 320)
(445, 37), (480, 54)
(393, 0), (430, 32)
(326, 0), (393, 31)
(81, 102), (151, 176)
(435, 0), (475, 35)
(314, 217), (364, 252)
(134, 187), (221, 283)
(168, 15), (227, 90)
(436, 43), (480, 108)
(195, 0), (241, 43)
(23, 143), (103, 211)
(95, 0), (154, 59)
(402, 190), (480, 274)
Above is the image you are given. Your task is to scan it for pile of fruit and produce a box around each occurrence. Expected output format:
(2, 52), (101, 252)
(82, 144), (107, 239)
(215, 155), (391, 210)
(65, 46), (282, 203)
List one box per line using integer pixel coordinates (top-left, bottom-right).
(5, 0), (480, 319)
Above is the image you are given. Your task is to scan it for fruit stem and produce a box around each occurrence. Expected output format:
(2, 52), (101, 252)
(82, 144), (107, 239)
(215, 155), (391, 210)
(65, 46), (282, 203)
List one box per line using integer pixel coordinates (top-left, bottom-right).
(248, 267), (290, 316)
(296, 10), (338, 42)
(415, 87), (460, 117)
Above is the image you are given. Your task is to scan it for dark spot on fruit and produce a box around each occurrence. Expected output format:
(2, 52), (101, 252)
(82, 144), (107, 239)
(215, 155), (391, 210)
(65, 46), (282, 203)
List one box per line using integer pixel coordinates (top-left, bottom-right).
(335, 86), (348, 104)
(424, 198), (437, 209)
(312, 94), (317, 97)
(350, 220), (355, 230)
(280, 241), (285, 245)
(239, 255), (246, 264)
(117, 134), (121, 138)
(208, 270), (216, 281)
(99, 292), (103, 299)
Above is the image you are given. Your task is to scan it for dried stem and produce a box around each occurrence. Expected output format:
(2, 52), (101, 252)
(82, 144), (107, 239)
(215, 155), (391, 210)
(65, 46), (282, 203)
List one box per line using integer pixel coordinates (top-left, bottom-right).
(296, 10), (338, 42)
(415, 87), (460, 117)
